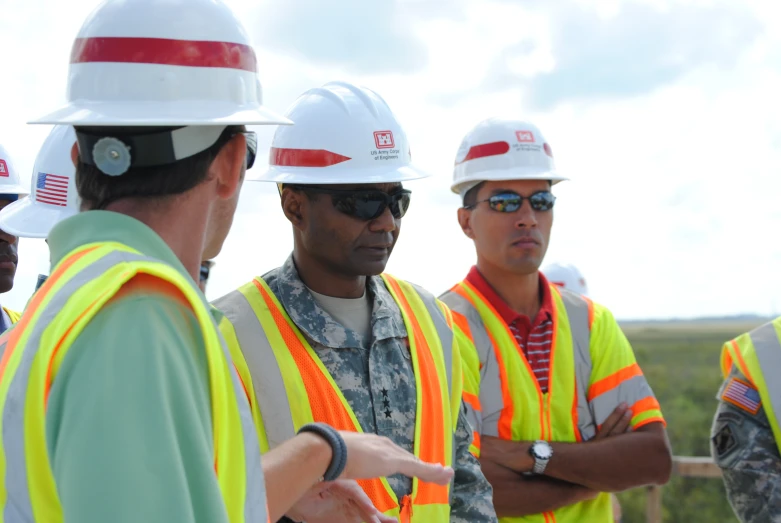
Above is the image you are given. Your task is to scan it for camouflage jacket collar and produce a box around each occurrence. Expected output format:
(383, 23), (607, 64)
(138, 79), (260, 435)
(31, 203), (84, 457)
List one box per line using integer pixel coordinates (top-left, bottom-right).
(274, 255), (408, 350)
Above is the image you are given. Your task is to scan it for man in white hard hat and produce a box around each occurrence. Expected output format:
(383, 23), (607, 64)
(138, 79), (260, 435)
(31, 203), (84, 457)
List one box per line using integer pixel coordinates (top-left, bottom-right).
(0, 143), (30, 330)
(541, 262), (589, 297)
(439, 118), (671, 522)
(0, 2), (453, 523)
(214, 81), (497, 523)
(0, 126), (81, 308)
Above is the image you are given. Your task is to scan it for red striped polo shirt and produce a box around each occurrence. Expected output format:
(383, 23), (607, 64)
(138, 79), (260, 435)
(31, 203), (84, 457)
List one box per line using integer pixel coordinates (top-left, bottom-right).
(466, 266), (555, 393)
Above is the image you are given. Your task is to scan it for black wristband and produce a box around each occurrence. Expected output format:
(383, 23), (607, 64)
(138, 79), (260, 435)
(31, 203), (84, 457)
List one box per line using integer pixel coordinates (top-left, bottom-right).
(297, 422), (347, 482)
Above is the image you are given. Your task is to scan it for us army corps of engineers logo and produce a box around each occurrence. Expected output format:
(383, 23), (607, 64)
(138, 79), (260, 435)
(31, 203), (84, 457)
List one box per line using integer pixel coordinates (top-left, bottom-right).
(371, 130), (400, 161)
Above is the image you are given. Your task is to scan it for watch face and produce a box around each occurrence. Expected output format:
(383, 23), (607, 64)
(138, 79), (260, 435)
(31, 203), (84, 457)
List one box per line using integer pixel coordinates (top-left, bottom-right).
(533, 442), (553, 459)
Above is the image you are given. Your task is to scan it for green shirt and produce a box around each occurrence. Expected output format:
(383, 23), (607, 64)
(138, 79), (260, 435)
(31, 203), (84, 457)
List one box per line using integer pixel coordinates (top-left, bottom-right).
(45, 211), (229, 523)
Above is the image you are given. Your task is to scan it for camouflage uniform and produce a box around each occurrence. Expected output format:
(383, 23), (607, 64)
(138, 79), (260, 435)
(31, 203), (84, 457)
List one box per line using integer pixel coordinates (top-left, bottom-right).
(264, 256), (497, 523)
(711, 366), (781, 522)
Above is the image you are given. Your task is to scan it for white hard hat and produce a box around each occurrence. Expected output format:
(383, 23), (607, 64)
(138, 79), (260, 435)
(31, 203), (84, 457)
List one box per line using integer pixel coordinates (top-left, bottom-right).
(30, 0), (290, 128)
(0, 126), (80, 239)
(452, 118), (568, 198)
(256, 81), (428, 184)
(542, 262), (589, 297)
(0, 144), (30, 197)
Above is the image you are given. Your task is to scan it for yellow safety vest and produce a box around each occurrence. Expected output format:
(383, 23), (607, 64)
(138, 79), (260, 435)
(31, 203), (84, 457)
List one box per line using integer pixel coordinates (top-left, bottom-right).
(216, 273), (462, 523)
(720, 317), (781, 450)
(0, 242), (268, 523)
(445, 280), (664, 523)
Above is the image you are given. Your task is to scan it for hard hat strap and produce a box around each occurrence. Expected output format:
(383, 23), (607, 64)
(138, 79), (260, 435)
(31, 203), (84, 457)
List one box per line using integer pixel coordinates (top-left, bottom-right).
(75, 125), (227, 175)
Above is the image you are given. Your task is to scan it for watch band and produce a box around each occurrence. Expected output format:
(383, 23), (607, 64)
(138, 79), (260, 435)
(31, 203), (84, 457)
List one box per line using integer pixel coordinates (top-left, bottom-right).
(530, 440), (552, 474)
(532, 455), (549, 474)
(297, 422), (347, 481)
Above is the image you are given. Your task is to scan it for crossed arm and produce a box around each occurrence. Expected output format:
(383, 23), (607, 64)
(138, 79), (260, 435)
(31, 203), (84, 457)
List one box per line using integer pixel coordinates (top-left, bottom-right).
(479, 404), (673, 517)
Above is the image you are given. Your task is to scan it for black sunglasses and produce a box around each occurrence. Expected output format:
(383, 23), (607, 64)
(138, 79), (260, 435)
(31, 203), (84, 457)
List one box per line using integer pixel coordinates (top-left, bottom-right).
(287, 185), (412, 220)
(199, 264), (210, 282)
(465, 190), (556, 213)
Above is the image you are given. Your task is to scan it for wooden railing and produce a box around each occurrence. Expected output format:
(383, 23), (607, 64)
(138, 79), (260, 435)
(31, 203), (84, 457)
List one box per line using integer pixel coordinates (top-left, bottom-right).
(645, 456), (722, 523)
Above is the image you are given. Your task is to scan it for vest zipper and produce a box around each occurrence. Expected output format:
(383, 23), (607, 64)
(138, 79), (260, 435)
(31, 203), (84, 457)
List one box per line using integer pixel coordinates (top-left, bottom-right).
(400, 494), (413, 523)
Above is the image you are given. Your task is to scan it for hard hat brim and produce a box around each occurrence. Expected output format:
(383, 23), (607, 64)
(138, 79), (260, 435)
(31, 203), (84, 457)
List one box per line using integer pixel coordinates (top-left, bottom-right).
(29, 101), (293, 127)
(0, 197), (77, 239)
(250, 164), (431, 184)
(451, 168), (568, 195)
(0, 184), (30, 197)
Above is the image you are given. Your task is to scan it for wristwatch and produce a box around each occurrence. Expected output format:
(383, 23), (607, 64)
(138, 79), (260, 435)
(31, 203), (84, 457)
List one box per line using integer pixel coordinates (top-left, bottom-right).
(529, 440), (553, 474)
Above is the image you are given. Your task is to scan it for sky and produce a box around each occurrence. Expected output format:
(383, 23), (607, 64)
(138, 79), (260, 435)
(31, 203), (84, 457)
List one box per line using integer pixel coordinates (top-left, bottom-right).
(0, 0), (778, 320)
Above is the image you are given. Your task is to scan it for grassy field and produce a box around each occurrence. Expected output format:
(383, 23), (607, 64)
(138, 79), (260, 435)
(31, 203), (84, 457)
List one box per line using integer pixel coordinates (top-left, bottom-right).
(615, 320), (766, 523)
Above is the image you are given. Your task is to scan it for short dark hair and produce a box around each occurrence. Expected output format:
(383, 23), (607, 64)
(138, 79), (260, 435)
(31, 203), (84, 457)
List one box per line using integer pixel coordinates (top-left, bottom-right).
(462, 182), (485, 208)
(76, 125), (244, 210)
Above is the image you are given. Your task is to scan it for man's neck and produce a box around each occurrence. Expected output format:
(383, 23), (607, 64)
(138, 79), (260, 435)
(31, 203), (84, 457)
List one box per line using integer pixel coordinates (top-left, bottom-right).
(476, 259), (541, 319)
(292, 249), (367, 299)
(105, 198), (207, 282)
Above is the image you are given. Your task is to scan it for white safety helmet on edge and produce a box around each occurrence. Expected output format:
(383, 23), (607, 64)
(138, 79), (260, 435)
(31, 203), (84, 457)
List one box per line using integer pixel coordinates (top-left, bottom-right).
(256, 81), (427, 185)
(0, 126), (80, 239)
(29, 0), (290, 177)
(0, 144), (30, 199)
(452, 118), (568, 199)
(542, 262), (589, 297)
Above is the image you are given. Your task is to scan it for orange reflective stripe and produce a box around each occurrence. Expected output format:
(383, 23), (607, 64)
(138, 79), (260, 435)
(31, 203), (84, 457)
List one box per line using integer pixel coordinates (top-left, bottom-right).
(729, 339), (755, 385)
(384, 276), (447, 505)
(584, 296), (595, 330)
(0, 245), (100, 386)
(463, 390), (481, 412)
(544, 301), (560, 440)
(630, 396), (661, 417)
(571, 373), (582, 442)
(472, 431), (481, 450)
(587, 363), (642, 401)
(453, 282), (516, 440)
(452, 311), (472, 341)
(720, 349), (734, 378)
(255, 280), (398, 512)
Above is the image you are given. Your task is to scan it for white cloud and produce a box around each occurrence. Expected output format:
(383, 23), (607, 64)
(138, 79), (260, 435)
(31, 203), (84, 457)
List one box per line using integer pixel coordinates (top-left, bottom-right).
(0, 0), (778, 321)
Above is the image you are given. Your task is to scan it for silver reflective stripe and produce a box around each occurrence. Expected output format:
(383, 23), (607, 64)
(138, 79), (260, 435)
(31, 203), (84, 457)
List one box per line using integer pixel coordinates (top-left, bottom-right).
(559, 290), (595, 441)
(410, 285), (457, 498)
(589, 375), (654, 427)
(208, 299), (266, 522)
(2, 250), (267, 523)
(439, 291), (498, 438)
(749, 321), (781, 433)
(411, 285), (454, 413)
(213, 289), (298, 448)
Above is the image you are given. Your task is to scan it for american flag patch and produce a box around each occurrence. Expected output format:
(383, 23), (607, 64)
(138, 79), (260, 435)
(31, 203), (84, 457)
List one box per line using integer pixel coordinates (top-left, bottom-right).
(35, 172), (68, 207)
(721, 377), (761, 415)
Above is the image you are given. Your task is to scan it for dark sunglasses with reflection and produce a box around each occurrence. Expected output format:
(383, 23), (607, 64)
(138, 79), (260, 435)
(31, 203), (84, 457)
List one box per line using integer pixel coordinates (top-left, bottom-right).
(285, 184), (412, 221)
(464, 190), (556, 213)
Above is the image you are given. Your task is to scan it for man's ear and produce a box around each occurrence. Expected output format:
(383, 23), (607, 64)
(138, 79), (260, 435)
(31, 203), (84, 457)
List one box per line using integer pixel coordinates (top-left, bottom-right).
(280, 187), (306, 230)
(70, 143), (79, 168)
(457, 207), (476, 240)
(212, 134), (246, 200)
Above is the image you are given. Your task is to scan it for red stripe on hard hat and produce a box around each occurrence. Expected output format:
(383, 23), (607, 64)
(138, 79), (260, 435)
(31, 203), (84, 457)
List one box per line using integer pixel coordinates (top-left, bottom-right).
(70, 37), (257, 72)
(456, 141), (510, 164)
(270, 148), (352, 167)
